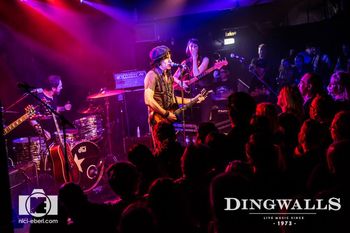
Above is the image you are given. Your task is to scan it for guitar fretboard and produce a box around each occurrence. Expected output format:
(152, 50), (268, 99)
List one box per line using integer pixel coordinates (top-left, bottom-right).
(189, 67), (216, 85)
(3, 114), (29, 135)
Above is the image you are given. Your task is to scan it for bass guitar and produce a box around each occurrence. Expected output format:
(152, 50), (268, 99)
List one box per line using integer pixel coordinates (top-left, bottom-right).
(3, 105), (36, 136)
(151, 88), (213, 124)
(174, 58), (228, 93)
(49, 112), (80, 184)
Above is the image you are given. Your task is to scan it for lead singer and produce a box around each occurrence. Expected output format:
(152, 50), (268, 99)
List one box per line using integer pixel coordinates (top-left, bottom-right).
(144, 45), (204, 146)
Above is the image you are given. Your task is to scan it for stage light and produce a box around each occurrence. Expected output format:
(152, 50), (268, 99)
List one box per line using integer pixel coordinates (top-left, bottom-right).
(80, 0), (84, 3)
(225, 31), (236, 37)
(224, 37), (235, 45)
(224, 30), (237, 46)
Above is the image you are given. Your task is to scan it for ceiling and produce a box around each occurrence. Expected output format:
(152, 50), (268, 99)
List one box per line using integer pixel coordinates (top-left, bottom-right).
(110, 0), (276, 20)
(107, 0), (346, 25)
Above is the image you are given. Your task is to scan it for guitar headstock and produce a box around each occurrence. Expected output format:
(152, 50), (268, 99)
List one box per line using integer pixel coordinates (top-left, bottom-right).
(200, 89), (214, 98)
(25, 105), (36, 119)
(214, 58), (228, 70)
(230, 53), (246, 64)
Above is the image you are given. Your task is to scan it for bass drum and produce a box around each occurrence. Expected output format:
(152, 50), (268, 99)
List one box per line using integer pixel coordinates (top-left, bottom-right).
(71, 141), (104, 193)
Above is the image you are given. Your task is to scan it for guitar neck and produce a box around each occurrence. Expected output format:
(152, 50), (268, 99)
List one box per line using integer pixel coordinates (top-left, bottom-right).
(174, 96), (200, 115)
(189, 67), (216, 85)
(3, 113), (30, 136)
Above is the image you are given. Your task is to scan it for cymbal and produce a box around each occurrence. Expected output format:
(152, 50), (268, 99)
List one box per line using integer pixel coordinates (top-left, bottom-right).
(32, 114), (52, 120)
(87, 89), (125, 99)
(77, 104), (103, 114)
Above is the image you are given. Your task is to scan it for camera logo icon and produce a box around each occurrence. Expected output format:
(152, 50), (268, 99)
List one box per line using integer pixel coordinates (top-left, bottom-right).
(18, 189), (58, 218)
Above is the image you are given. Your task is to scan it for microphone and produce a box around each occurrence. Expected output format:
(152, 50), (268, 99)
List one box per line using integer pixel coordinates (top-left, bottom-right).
(170, 62), (187, 69)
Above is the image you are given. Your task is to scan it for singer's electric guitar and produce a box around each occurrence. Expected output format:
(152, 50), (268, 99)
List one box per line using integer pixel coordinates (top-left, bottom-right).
(174, 59), (228, 93)
(3, 105), (36, 136)
(150, 88), (213, 124)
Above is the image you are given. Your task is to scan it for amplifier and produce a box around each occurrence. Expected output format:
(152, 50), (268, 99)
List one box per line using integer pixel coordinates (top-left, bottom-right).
(173, 123), (198, 145)
(215, 119), (231, 134)
(173, 123), (198, 133)
(114, 70), (146, 89)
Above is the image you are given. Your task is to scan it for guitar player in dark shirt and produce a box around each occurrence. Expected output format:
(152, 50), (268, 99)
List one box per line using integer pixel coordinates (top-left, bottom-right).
(248, 43), (277, 103)
(30, 75), (72, 141)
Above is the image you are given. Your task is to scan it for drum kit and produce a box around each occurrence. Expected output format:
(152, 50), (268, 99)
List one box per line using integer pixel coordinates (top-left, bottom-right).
(4, 88), (125, 192)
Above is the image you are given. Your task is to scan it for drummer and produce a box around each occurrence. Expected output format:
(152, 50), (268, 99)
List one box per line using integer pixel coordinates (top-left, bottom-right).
(29, 75), (72, 141)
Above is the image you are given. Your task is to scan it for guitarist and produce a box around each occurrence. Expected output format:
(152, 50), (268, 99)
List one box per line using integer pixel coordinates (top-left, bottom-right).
(248, 43), (277, 103)
(29, 75), (72, 141)
(173, 38), (210, 96)
(144, 45), (205, 145)
(174, 38), (214, 121)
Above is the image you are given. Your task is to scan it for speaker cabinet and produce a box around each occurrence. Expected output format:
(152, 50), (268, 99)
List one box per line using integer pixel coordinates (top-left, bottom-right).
(121, 89), (150, 138)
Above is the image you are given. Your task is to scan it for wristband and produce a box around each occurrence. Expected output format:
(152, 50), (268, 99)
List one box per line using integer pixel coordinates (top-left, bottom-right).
(163, 111), (169, 118)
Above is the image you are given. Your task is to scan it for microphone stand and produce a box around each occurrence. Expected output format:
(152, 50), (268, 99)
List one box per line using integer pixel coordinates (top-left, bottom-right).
(250, 70), (277, 97)
(19, 86), (75, 181)
(4, 93), (30, 111)
(179, 66), (187, 145)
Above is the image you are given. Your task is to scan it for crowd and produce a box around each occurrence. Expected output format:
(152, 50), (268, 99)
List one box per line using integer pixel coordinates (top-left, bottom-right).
(29, 41), (350, 233)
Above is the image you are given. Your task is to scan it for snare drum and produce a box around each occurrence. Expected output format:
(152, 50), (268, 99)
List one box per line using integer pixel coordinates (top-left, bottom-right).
(53, 129), (79, 146)
(71, 141), (104, 192)
(12, 137), (47, 169)
(73, 115), (104, 141)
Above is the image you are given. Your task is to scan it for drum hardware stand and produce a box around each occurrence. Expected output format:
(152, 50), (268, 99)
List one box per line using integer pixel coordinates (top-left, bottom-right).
(120, 96), (128, 156)
(104, 97), (118, 163)
(18, 167), (39, 186)
(3, 92), (30, 112)
(86, 88), (125, 163)
(18, 84), (75, 181)
(248, 67), (277, 97)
